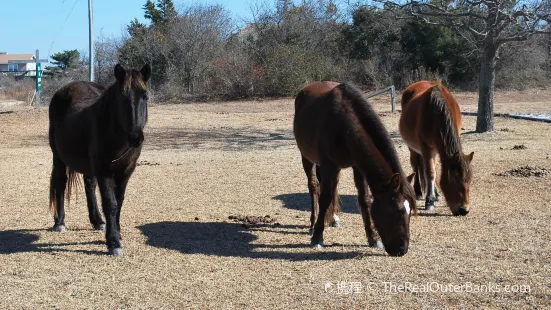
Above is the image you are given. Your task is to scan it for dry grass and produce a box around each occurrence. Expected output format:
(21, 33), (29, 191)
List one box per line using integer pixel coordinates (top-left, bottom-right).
(0, 90), (550, 309)
(0, 78), (35, 104)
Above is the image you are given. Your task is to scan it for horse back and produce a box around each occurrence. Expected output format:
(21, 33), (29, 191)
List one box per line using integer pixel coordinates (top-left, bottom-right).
(49, 81), (105, 122)
(400, 81), (462, 152)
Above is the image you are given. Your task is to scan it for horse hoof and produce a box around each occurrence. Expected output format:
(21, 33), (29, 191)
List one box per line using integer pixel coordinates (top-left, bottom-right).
(370, 240), (384, 249)
(108, 248), (123, 256)
(435, 195), (442, 202)
(94, 224), (106, 231)
(52, 225), (66, 233)
(311, 243), (324, 248)
(330, 221), (340, 228)
(416, 195), (423, 201)
(425, 205), (435, 212)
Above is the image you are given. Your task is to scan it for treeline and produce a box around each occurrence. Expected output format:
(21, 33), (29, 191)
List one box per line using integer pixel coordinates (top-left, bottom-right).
(88, 0), (551, 101)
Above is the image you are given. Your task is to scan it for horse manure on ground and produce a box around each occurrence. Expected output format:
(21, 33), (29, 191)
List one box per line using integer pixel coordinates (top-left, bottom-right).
(228, 215), (279, 228)
(511, 144), (527, 150)
(137, 160), (160, 166)
(494, 166), (550, 178)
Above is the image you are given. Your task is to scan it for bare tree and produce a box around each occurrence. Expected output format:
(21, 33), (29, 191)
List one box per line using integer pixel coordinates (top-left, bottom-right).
(94, 33), (122, 85)
(385, 0), (551, 132)
(166, 4), (232, 94)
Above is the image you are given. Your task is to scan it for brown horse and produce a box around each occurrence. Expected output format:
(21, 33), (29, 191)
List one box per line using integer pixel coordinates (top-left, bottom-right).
(49, 64), (151, 256)
(294, 81), (416, 257)
(399, 81), (473, 215)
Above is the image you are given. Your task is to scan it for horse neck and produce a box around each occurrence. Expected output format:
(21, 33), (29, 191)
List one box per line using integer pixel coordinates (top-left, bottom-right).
(361, 153), (396, 193)
(344, 90), (404, 191)
(96, 84), (124, 132)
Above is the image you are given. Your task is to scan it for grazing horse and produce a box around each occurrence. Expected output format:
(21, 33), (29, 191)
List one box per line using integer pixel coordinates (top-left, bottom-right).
(294, 81), (416, 257)
(399, 81), (474, 215)
(48, 63), (151, 256)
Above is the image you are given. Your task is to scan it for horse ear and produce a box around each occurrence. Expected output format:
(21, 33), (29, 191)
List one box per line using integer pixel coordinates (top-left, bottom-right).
(114, 64), (126, 82)
(453, 151), (461, 161)
(389, 173), (401, 191)
(140, 63), (151, 83)
(406, 172), (415, 185)
(466, 152), (474, 163)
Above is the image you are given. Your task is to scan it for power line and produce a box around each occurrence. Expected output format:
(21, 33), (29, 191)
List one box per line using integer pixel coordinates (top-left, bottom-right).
(47, 0), (81, 58)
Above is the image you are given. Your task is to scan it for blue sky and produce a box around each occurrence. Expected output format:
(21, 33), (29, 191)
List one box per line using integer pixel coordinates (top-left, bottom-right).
(0, 0), (257, 62)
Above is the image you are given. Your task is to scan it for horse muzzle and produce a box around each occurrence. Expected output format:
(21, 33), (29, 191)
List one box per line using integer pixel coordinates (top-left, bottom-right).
(128, 130), (144, 147)
(385, 242), (409, 257)
(452, 204), (470, 216)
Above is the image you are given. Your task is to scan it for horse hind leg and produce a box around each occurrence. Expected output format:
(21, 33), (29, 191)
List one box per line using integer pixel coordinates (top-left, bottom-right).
(302, 157), (319, 234)
(409, 149), (424, 200)
(311, 165), (340, 248)
(50, 156), (68, 232)
(421, 148), (437, 211)
(84, 175), (105, 231)
(321, 165), (341, 228)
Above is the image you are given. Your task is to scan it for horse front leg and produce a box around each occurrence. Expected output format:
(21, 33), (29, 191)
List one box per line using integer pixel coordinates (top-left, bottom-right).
(97, 177), (122, 256)
(114, 166), (135, 233)
(83, 175), (105, 231)
(353, 168), (382, 249)
(311, 165), (339, 248)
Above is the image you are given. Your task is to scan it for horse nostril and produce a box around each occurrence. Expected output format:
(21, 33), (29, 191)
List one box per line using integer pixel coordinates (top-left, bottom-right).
(129, 131), (144, 146)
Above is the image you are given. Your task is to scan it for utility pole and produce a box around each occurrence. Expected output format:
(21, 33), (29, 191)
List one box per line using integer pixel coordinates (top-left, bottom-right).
(88, 0), (94, 82)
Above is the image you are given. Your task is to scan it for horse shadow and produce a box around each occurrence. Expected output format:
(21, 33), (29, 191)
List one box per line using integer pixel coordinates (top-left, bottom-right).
(273, 193), (452, 218)
(138, 221), (382, 260)
(0, 229), (105, 255)
(272, 193), (360, 214)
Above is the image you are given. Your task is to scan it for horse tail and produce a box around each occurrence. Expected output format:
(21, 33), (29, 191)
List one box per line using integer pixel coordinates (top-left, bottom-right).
(49, 166), (57, 216)
(65, 168), (81, 209)
(49, 167), (81, 217)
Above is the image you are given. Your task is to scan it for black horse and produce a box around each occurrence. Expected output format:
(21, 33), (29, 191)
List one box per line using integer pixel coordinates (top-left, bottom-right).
(48, 63), (151, 256)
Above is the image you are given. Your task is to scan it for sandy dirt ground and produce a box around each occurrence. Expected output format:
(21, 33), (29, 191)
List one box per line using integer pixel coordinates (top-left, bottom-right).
(0, 89), (550, 309)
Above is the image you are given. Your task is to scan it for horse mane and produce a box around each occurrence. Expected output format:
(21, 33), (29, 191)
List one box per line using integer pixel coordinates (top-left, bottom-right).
(429, 84), (463, 157)
(96, 69), (147, 114)
(336, 83), (416, 204)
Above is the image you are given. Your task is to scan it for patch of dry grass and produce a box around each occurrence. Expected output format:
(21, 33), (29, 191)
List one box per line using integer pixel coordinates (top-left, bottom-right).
(0, 90), (550, 309)
(0, 77), (34, 103)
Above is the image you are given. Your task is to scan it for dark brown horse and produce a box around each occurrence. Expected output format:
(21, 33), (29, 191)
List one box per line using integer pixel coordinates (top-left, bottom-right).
(294, 81), (416, 257)
(399, 81), (473, 215)
(48, 64), (151, 256)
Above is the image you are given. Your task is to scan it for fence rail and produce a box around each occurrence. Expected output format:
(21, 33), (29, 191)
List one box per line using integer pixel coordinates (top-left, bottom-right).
(365, 85), (396, 112)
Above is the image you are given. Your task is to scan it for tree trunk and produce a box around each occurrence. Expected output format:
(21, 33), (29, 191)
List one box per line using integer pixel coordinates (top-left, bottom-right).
(476, 43), (498, 133)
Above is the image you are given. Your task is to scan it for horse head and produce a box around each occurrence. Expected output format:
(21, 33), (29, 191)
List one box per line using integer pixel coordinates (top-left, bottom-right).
(370, 173), (416, 256)
(440, 151), (474, 216)
(113, 63), (151, 147)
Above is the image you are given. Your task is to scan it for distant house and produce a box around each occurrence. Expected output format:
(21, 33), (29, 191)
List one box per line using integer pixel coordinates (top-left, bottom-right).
(0, 53), (36, 76)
